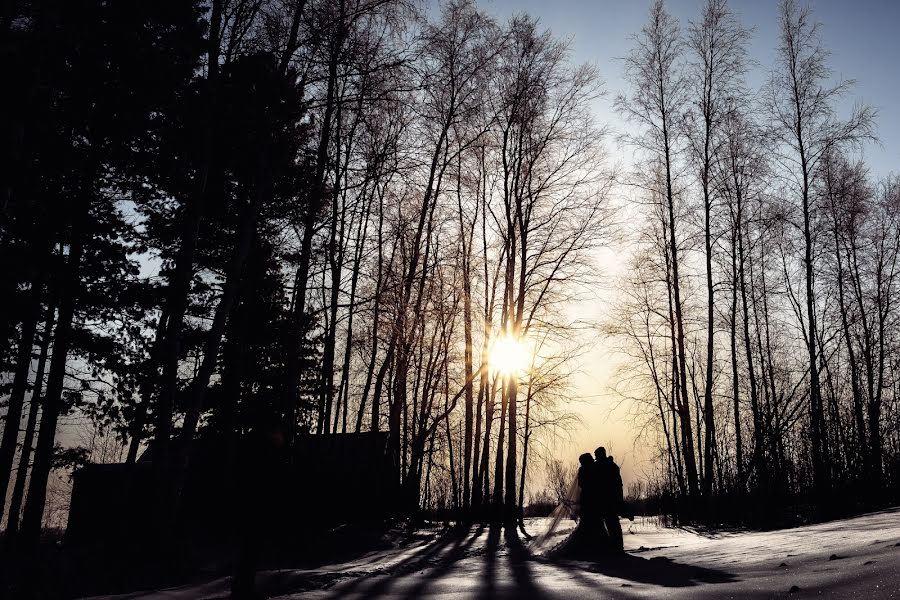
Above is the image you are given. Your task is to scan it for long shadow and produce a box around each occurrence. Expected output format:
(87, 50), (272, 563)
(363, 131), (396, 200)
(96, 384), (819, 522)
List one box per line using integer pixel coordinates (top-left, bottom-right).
(549, 552), (738, 588)
(504, 527), (550, 599)
(319, 524), (478, 599)
(397, 523), (486, 599)
(256, 524), (736, 598)
(480, 524), (501, 599)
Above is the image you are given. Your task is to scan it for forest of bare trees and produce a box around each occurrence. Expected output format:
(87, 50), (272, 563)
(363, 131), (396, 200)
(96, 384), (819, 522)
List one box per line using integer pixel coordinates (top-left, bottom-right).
(1, 0), (897, 566)
(0, 0), (612, 549)
(609, 0), (897, 523)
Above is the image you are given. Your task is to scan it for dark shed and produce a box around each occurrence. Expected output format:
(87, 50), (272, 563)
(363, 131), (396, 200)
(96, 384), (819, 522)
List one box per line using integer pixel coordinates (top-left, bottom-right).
(66, 431), (397, 547)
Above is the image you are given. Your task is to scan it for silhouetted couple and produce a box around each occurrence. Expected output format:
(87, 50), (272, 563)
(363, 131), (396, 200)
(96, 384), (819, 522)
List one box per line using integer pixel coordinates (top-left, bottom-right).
(560, 447), (626, 558)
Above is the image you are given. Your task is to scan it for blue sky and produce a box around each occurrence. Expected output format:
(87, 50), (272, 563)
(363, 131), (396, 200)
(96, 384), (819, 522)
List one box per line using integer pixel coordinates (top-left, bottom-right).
(482, 0), (899, 178)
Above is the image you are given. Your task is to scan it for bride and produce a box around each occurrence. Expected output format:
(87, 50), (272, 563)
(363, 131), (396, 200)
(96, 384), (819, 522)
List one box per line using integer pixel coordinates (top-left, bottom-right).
(533, 453), (612, 559)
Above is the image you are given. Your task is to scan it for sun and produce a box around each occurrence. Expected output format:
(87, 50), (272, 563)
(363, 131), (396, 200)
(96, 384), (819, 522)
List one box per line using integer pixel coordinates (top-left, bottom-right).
(490, 333), (531, 377)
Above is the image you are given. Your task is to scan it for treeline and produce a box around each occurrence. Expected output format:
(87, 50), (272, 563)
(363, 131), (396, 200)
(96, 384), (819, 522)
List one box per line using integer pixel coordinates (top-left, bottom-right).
(0, 0), (612, 543)
(609, 0), (897, 523)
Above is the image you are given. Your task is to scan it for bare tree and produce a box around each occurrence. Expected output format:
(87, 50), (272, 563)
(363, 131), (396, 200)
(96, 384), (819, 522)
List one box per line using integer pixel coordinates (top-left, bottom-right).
(685, 0), (750, 495)
(617, 0), (699, 498)
(769, 0), (874, 492)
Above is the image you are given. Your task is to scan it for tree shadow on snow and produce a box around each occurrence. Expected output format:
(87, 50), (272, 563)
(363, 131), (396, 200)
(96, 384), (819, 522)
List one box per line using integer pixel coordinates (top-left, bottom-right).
(276, 524), (737, 598)
(395, 523), (550, 599)
(394, 523), (487, 599)
(385, 523), (552, 599)
(503, 526), (549, 598)
(316, 523), (483, 599)
(555, 552), (738, 588)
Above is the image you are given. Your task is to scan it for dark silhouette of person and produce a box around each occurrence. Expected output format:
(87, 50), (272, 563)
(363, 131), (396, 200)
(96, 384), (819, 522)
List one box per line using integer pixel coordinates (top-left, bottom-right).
(555, 452), (608, 558)
(599, 452), (624, 507)
(577, 452), (597, 525)
(594, 447), (624, 552)
(553, 452), (608, 560)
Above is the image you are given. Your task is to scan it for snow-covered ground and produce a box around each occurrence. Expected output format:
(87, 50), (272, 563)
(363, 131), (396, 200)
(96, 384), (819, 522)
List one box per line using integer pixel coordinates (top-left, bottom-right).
(85, 506), (900, 599)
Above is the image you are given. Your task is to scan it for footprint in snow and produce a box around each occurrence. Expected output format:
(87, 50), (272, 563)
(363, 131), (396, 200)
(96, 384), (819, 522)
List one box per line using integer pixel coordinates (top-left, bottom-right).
(789, 585), (800, 594)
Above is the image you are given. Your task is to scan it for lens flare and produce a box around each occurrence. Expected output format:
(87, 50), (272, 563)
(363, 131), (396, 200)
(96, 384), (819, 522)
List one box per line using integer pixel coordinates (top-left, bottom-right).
(490, 333), (530, 377)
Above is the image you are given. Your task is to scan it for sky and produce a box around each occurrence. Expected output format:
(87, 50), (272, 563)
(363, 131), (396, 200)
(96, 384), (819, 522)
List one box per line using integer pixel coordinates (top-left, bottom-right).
(481, 0), (899, 177)
(478, 0), (900, 486)
(57, 0), (900, 497)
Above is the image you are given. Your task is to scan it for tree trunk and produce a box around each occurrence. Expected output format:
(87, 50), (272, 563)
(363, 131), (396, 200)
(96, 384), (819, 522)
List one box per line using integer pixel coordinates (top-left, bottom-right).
(517, 380), (533, 527)
(461, 249), (474, 511)
(336, 203), (367, 434)
(20, 231), (84, 547)
(456, 152), (476, 510)
(475, 363), (497, 511)
(702, 173), (716, 496)
(445, 413), (458, 511)
(286, 0), (344, 440)
(831, 218), (867, 473)
(663, 120), (700, 497)
(0, 269), (44, 526)
(504, 375), (518, 523)
(801, 163), (828, 492)
(492, 381), (508, 513)
(4, 301), (55, 539)
(320, 185), (343, 435)
(729, 223), (742, 487)
(470, 335), (489, 509)
(665, 238), (686, 496)
(322, 92), (349, 435)
(736, 183), (760, 485)
(355, 191), (389, 432)
(471, 173), (493, 510)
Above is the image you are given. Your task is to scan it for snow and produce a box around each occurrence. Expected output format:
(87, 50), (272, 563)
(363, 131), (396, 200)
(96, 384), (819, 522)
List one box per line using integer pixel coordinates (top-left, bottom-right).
(83, 506), (900, 599)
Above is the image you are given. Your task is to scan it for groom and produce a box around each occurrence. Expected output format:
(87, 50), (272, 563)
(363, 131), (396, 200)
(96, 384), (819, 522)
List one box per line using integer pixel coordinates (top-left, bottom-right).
(593, 446), (624, 552)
